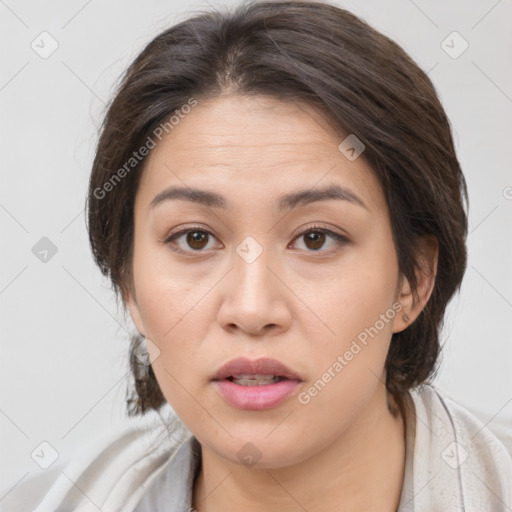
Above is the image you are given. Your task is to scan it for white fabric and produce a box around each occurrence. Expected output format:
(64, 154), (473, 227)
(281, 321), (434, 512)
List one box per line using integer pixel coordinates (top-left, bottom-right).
(2, 384), (510, 511)
(403, 385), (512, 511)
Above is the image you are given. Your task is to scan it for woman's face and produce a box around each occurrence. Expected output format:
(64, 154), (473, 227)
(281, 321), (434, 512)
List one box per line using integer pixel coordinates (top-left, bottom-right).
(126, 94), (410, 468)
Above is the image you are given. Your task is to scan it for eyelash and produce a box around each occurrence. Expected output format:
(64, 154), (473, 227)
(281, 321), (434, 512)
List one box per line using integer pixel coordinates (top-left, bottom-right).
(163, 224), (349, 256)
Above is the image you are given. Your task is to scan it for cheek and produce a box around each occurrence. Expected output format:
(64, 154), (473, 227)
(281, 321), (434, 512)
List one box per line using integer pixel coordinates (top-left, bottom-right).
(135, 276), (206, 356)
(303, 232), (399, 373)
(131, 241), (215, 374)
(135, 272), (208, 421)
(132, 235), (202, 337)
(295, 284), (399, 431)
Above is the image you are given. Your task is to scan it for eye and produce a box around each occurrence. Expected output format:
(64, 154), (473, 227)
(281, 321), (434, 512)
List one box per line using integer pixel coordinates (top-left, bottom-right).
(291, 225), (349, 253)
(164, 226), (221, 254)
(163, 224), (349, 255)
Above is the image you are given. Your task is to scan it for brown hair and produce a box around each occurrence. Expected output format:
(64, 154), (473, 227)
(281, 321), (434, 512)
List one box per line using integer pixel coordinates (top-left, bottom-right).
(86, 0), (468, 420)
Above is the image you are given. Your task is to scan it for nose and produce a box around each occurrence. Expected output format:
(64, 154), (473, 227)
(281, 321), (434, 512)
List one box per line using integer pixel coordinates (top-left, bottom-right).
(216, 242), (292, 337)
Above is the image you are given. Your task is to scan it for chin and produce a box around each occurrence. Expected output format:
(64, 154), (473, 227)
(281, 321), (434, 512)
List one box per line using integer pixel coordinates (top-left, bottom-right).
(201, 429), (319, 470)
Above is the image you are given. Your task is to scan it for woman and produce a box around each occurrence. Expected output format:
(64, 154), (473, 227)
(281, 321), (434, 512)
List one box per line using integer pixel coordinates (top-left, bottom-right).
(29, 0), (512, 511)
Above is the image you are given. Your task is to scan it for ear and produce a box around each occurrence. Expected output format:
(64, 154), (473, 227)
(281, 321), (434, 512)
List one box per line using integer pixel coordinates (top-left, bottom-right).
(124, 286), (146, 337)
(393, 235), (439, 333)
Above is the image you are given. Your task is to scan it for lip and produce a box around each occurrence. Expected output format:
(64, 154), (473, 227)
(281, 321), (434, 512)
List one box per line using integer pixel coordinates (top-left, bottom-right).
(211, 357), (303, 411)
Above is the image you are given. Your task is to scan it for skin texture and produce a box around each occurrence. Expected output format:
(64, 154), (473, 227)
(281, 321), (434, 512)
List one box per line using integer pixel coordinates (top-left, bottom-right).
(126, 94), (438, 512)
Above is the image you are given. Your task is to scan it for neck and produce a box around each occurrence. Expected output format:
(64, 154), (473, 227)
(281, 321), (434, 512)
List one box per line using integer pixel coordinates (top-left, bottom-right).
(192, 383), (406, 512)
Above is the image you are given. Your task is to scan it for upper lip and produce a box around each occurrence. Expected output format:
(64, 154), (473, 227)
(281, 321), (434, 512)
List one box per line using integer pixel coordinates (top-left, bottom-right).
(212, 357), (302, 381)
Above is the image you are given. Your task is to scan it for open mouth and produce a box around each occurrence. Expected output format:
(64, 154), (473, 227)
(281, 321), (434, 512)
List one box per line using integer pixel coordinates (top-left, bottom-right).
(211, 357), (302, 409)
(227, 374), (289, 386)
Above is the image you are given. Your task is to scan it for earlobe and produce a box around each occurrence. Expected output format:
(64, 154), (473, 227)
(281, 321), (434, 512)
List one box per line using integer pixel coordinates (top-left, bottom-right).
(392, 277), (413, 334)
(393, 235), (439, 333)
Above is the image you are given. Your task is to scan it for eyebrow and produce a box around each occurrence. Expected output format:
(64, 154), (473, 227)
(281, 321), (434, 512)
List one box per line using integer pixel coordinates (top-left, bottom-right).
(149, 183), (368, 211)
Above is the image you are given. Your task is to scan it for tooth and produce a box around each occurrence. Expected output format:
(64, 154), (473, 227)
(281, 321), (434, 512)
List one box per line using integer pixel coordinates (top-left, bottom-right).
(232, 375), (280, 386)
(232, 374), (277, 379)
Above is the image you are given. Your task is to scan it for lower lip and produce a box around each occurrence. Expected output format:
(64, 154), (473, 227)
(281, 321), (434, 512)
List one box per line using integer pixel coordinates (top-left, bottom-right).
(212, 379), (301, 410)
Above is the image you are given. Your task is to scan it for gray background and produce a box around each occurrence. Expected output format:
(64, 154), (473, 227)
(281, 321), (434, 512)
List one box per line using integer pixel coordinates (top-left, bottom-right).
(1, 0), (511, 498)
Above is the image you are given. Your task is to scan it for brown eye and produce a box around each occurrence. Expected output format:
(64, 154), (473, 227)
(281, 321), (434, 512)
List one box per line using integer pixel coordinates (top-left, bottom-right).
(165, 225), (348, 256)
(186, 230), (209, 250)
(165, 227), (220, 254)
(303, 231), (326, 250)
(292, 226), (349, 253)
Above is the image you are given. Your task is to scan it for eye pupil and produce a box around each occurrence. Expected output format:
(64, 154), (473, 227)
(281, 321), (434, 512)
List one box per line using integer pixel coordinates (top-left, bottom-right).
(305, 232), (325, 250)
(187, 231), (208, 250)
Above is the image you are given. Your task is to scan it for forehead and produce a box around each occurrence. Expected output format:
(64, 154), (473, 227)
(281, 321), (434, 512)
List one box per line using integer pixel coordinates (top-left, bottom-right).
(136, 94), (386, 215)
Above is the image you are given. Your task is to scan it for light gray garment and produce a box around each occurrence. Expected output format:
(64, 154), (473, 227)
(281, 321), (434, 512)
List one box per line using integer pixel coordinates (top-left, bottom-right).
(133, 434), (202, 512)
(6, 383), (511, 511)
(132, 429), (415, 511)
(133, 383), (511, 512)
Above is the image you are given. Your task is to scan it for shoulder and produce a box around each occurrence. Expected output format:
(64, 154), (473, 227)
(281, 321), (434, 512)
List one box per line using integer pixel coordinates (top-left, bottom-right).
(409, 383), (512, 509)
(2, 409), (189, 512)
(412, 383), (512, 461)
